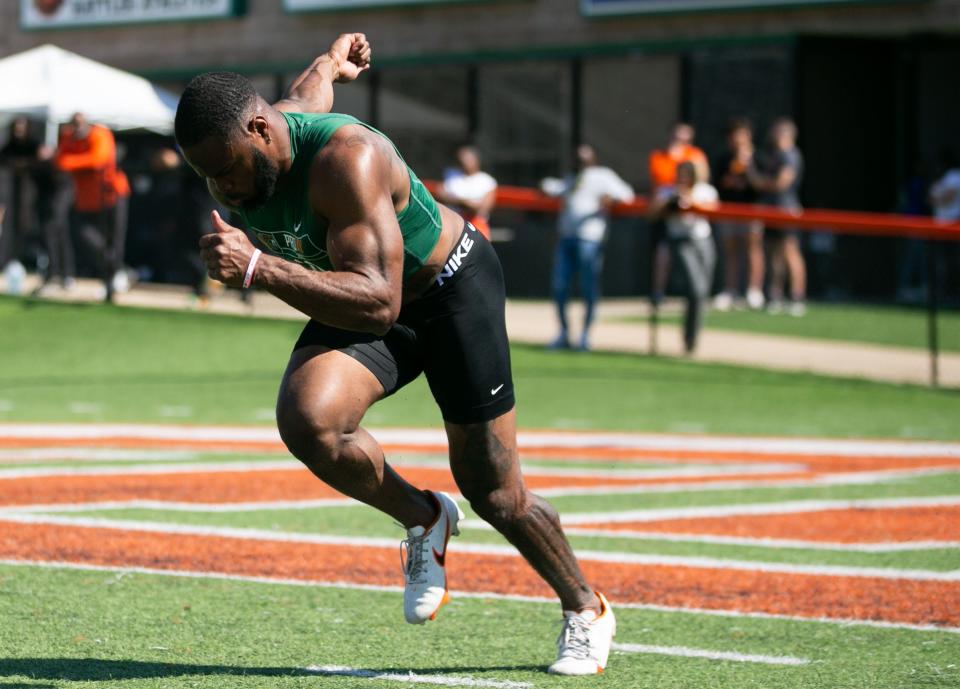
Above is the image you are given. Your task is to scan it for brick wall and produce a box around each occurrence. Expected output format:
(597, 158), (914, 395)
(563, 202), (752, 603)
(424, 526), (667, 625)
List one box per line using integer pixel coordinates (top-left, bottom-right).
(2, 1), (958, 75)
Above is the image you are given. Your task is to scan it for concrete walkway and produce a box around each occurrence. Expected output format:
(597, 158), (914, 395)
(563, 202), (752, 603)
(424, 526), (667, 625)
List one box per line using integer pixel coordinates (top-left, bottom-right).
(7, 274), (958, 388)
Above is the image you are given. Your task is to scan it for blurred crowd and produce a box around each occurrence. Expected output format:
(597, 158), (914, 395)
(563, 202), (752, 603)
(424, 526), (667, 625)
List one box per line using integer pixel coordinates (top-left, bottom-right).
(0, 114), (219, 304)
(1, 113), (959, 352)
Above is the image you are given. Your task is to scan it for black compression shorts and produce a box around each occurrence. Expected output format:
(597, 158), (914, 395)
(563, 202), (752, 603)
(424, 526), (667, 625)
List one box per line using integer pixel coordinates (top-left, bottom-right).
(293, 222), (516, 424)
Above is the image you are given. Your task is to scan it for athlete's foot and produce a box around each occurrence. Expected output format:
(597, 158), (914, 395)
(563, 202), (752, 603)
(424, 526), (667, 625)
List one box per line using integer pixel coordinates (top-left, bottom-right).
(401, 491), (464, 624)
(548, 592), (616, 676)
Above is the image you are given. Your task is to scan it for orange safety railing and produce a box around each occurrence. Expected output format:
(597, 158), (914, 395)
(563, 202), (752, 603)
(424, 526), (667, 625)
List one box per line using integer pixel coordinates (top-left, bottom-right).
(424, 181), (960, 242)
(425, 180), (958, 386)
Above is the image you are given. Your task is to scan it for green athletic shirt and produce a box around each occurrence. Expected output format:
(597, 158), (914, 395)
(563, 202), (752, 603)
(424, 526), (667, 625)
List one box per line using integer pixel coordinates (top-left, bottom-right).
(239, 112), (442, 278)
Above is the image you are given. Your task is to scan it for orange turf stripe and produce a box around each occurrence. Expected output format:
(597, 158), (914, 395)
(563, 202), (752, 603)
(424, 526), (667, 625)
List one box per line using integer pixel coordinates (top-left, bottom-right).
(0, 468), (826, 508)
(0, 521), (957, 627)
(582, 506), (960, 544)
(2, 436), (958, 473)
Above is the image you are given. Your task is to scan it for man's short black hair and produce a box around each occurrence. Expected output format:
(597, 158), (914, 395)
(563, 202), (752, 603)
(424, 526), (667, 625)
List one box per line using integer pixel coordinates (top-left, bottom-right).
(175, 71), (258, 148)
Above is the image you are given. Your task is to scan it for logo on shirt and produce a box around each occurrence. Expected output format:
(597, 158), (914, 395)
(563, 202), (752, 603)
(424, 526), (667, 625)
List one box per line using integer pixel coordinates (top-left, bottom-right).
(253, 224), (328, 272)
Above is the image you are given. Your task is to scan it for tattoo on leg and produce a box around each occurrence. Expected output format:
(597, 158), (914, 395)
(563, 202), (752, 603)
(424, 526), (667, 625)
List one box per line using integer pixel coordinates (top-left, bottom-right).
(452, 424), (597, 612)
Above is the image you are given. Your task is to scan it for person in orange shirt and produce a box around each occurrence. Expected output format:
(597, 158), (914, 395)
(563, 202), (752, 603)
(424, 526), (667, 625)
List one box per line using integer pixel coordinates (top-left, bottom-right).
(56, 112), (123, 301)
(648, 123), (709, 309)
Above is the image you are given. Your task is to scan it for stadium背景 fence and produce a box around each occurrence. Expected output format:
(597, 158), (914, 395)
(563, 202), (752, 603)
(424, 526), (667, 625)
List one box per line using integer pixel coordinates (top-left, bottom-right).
(425, 181), (960, 387)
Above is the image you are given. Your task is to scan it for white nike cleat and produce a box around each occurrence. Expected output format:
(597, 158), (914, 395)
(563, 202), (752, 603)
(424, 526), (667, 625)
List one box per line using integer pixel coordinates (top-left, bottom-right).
(547, 592), (616, 676)
(401, 490), (464, 624)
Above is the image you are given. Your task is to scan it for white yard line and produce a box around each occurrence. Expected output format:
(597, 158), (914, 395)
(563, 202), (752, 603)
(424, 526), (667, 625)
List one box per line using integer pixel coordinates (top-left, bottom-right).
(0, 461), (951, 499)
(2, 424), (959, 458)
(552, 495), (960, 525)
(0, 458), (805, 481)
(0, 449), (200, 463)
(1, 513), (956, 581)
(611, 643), (811, 666)
(1, 558), (958, 635)
(562, 528), (960, 552)
(0, 459), (300, 479)
(304, 666), (531, 688)
(534, 467), (960, 498)
(5, 498), (358, 514)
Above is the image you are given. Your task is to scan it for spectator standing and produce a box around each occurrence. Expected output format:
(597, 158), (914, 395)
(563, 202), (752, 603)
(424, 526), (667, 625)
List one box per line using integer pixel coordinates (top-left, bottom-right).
(929, 149), (960, 223)
(32, 143), (76, 293)
(648, 161), (718, 354)
(541, 144), (634, 351)
(0, 117), (41, 294)
(434, 145), (497, 239)
(749, 118), (806, 316)
(56, 113), (123, 302)
(648, 123), (709, 307)
(712, 119), (765, 311)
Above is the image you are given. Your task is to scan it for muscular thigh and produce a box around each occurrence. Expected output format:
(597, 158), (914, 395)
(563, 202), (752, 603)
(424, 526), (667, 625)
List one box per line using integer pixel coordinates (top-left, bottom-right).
(277, 345), (385, 436)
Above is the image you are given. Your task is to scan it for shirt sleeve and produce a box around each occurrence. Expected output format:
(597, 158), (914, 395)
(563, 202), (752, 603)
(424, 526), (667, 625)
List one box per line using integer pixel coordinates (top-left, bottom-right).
(605, 169), (635, 203)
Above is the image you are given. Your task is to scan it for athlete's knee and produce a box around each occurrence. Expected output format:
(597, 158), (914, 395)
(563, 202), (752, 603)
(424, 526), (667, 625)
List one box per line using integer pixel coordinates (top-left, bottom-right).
(462, 484), (525, 526)
(276, 395), (353, 468)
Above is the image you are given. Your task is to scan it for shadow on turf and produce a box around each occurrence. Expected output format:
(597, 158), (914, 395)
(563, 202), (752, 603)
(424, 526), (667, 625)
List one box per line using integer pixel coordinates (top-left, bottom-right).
(0, 659), (543, 681)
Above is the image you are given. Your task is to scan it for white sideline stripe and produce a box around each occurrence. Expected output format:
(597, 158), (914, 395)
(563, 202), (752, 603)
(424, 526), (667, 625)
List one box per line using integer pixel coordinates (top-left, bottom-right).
(2, 424), (960, 458)
(0, 461), (951, 497)
(518, 463), (807, 478)
(304, 665), (531, 688)
(612, 643), (811, 666)
(562, 528), (960, 553)
(0, 459), (300, 479)
(1, 513), (956, 581)
(0, 449), (199, 463)
(2, 558), (959, 635)
(552, 495), (960, 525)
(535, 467), (960, 498)
(0, 467), (951, 514)
(0, 458), (805, 482)
(4, 498), (358, 514)
(6, 500), (954, 552)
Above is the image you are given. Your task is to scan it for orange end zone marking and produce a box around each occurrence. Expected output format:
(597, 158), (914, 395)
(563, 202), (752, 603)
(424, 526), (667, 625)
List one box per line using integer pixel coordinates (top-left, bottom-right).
(1, 521), (957, 627)
(0, 468), (821, 508)
(583, 506), (960, 544)
(1, 436), (958, 474)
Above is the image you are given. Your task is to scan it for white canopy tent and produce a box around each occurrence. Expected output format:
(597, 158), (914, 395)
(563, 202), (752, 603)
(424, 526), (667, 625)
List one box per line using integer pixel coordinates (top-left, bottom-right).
(0, 44), (178, 142)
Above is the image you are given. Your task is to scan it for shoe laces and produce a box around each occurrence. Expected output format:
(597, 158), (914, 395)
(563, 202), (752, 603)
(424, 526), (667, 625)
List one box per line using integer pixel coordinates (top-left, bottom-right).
(400, 531), (427, 584)
(556, 614), (593, 660)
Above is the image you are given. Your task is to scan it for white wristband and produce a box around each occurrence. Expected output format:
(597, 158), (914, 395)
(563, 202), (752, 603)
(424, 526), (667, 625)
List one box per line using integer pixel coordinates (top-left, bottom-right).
(242, 249), (262, 289)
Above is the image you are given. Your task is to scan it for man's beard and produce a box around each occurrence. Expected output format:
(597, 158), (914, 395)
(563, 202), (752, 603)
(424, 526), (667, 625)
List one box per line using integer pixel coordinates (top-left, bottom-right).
(242, 148), (280, 211)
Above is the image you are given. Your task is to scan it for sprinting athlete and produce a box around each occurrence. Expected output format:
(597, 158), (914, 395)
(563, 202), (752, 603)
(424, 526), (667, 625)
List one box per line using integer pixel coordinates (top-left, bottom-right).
(174, 33), (614, 676)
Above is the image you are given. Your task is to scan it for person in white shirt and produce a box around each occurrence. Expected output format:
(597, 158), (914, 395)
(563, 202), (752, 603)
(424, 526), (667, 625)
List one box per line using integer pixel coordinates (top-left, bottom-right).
(541, 144), (634, 350)
(648, 160), (718, 353)
(930, 150), (960, 223)
(435, 145), (497, 239)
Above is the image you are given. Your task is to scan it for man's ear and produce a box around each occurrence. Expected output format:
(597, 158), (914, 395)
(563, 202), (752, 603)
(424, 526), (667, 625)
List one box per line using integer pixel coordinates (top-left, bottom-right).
(250, 115), (271, 144)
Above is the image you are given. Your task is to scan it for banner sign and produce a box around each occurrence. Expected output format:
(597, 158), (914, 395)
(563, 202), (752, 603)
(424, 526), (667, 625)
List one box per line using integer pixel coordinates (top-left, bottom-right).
(582, 0), (919, 16)
(284, 0), (473, 11)
(21, 0), (243, 28)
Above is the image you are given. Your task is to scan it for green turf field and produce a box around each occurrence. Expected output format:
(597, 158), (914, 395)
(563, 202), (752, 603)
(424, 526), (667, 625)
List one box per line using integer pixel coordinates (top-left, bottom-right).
(616, 302), (960, 352)
(3, 564), (958, 689)
(1, 296), (959, 439)
(2, 295), (959, 688)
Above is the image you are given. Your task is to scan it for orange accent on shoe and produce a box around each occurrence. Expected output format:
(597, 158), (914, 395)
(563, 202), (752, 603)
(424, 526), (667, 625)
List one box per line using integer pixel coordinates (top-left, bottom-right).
(429, 590), (451, 621)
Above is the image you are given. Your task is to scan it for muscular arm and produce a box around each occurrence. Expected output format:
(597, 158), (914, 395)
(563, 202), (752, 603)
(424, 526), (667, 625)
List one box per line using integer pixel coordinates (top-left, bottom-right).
(251, 134), (404, 334)
(274, 33), (371, 115)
